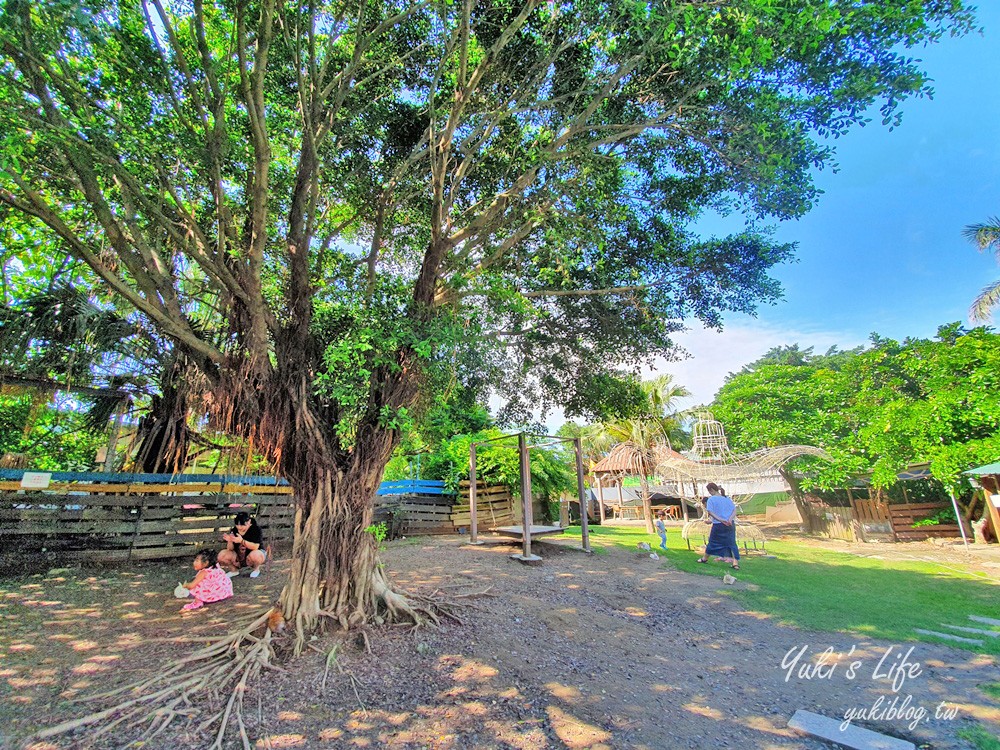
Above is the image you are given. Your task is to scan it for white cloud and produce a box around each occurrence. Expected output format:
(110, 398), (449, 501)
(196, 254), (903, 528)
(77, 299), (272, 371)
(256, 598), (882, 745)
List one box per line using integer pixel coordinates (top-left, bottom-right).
(486, 321), (863, 432)
(642, 321), (864, 410)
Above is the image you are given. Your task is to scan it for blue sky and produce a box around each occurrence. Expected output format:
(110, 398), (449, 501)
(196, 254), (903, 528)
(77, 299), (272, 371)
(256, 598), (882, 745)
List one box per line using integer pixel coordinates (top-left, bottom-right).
(651, 3), (1000, 410)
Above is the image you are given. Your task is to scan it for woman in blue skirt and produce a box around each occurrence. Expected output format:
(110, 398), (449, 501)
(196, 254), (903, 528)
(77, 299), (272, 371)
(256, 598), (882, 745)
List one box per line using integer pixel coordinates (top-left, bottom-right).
(696, 483), (740, 570)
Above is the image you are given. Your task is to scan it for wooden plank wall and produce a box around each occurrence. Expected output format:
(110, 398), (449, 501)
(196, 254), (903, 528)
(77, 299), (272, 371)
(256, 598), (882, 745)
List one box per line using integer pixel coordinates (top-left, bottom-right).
(451, 482), (515, 530)
(888, 502), (964, 541)
(803, 505), (856, 542)
(376, 493), (454, 535)
(848, 497), (894, 541)
(377, 479), (448, 496)
(0, 481), (295, 564)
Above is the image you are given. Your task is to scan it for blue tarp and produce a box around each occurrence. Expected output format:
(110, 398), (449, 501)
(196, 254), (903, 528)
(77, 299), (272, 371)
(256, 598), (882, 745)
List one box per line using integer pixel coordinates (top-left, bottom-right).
(376, 479), (450, 496)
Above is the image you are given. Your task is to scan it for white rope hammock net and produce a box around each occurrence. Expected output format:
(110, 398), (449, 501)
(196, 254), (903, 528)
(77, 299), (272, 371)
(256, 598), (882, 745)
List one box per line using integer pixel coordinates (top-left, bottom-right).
(652, 414), (828, 501)
(642, 414), (829, 547)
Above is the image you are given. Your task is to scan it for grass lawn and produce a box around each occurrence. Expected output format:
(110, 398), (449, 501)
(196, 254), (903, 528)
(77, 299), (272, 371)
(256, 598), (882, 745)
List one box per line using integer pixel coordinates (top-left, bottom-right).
(563, 525), (1000, 655)
(959, 725), (1000, 750)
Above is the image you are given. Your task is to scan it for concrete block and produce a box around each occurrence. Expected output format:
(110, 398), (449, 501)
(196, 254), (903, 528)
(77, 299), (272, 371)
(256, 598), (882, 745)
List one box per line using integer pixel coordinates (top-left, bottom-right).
(970, 615), (1000, 627)
(914, 628), (983, 645)
(510, 553), (543, 565)
(942, 623), (1000, 638)
(787, 709), (915, 750)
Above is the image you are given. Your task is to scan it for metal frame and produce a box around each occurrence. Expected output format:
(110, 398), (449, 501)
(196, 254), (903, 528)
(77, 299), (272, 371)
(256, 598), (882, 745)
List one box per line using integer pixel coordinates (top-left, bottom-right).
(468, 432), (591, 557)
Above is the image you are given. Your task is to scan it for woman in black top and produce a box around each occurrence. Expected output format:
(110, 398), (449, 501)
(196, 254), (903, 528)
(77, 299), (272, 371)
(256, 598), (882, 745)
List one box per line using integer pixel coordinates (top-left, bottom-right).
(218, 512), (266, 578)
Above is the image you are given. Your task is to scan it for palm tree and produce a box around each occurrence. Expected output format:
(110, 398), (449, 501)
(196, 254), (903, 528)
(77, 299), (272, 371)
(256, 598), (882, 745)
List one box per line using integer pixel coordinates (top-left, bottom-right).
(964, 216), (1000, 321)
(0, 282), (199, 473)
(588, 375), (691, 532)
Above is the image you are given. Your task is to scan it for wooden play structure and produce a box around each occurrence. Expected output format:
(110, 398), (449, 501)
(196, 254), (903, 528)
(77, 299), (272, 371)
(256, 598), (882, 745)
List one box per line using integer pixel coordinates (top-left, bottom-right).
(468, 432), (591, 561)
(963, 462), (1000, 544)
(590, 442), (692, 523)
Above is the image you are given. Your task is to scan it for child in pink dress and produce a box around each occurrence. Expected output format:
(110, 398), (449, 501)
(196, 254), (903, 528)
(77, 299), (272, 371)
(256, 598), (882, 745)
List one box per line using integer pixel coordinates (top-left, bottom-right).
(181, 549), (234, 611)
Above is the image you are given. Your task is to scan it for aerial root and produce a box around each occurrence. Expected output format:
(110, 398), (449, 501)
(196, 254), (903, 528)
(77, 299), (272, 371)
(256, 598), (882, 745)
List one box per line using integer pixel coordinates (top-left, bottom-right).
(27, 609), (279, 750)
(369, 575), (441, 630)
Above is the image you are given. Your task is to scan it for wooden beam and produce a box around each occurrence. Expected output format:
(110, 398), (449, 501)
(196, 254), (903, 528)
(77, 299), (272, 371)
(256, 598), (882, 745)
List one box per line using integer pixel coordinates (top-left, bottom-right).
(982, 477), (1000, 543)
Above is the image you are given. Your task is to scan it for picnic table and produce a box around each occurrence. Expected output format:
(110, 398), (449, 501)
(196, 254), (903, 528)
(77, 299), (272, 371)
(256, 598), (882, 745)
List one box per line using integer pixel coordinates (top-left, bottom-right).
(609, 504), (681, 520)
(608, 504), (641, 520)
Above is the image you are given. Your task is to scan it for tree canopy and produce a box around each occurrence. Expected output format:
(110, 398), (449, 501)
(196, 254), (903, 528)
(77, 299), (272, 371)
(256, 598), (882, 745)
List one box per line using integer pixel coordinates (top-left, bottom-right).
(0, 0), (978, 641)
(0, 0), (977, 443)
(710, 324), (1000, 492)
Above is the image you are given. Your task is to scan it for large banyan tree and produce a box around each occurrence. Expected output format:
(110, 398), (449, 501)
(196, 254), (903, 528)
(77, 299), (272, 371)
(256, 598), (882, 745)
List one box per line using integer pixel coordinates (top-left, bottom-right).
(0, 0), (975, 641)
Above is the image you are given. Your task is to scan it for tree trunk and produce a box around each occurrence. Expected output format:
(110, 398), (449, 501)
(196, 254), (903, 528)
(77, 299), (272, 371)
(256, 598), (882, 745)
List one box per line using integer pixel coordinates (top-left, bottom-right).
(972, 517), (988, 544)
(133, 358), (192, 473)
(275, 408), (423, 651)
(639, 474), (654, 533)
(964, 493), (980, 521)
(779, 468), (810, 531)
(279, 465), (388, 643)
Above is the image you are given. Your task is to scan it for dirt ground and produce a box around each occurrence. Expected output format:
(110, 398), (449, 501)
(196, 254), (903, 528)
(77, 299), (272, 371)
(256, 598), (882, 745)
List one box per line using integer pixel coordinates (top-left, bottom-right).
(1, 533), (998, 750)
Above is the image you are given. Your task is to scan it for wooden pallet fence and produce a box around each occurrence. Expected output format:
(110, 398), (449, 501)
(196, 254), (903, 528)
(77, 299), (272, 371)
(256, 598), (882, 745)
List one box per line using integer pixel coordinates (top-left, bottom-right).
(451, 483), (515, 530)
(803, 505), (857, 542)
(850, 498), (890, 524)
(0, 477), (295, 564)
(376, 493), (455, 535)
(888, 502), (965, 541)
(847, 497), (893, 541)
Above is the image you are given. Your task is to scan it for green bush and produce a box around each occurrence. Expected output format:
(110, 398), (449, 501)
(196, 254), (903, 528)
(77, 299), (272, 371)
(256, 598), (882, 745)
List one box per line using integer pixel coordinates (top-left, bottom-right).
(0, 394), (106, 471)
(912, 508), (957, 528)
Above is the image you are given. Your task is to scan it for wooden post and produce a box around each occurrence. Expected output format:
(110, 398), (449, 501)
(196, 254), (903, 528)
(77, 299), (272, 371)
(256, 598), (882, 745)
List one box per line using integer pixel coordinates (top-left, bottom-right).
(514, 432), (539, 562)
(575, 437), (591, 554)
(594, 475), (605, 522)
(688, 480), (699, 522)
(983, 477), (1000, 543)
(469, 443), (481, 544)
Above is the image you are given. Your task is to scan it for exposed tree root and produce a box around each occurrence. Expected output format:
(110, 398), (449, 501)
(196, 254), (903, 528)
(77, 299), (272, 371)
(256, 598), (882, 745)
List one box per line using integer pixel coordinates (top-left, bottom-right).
(25, 581), (497, 748)
(25, 609), (280, 750)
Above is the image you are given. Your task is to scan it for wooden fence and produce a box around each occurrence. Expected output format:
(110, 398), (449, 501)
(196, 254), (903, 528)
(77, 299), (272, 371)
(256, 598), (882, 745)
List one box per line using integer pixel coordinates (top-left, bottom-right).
(848, 497), (893, 542)
(801, 497), (968, 544)
(0, 470), (528, 565)
(375, 479), (454, 535)
(887, 502), (965, 542)
(803, 505), (857, 542)
(0, 472), (294, 565)
(451, 482), (515, 530)
(377, 494), (455, 535)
